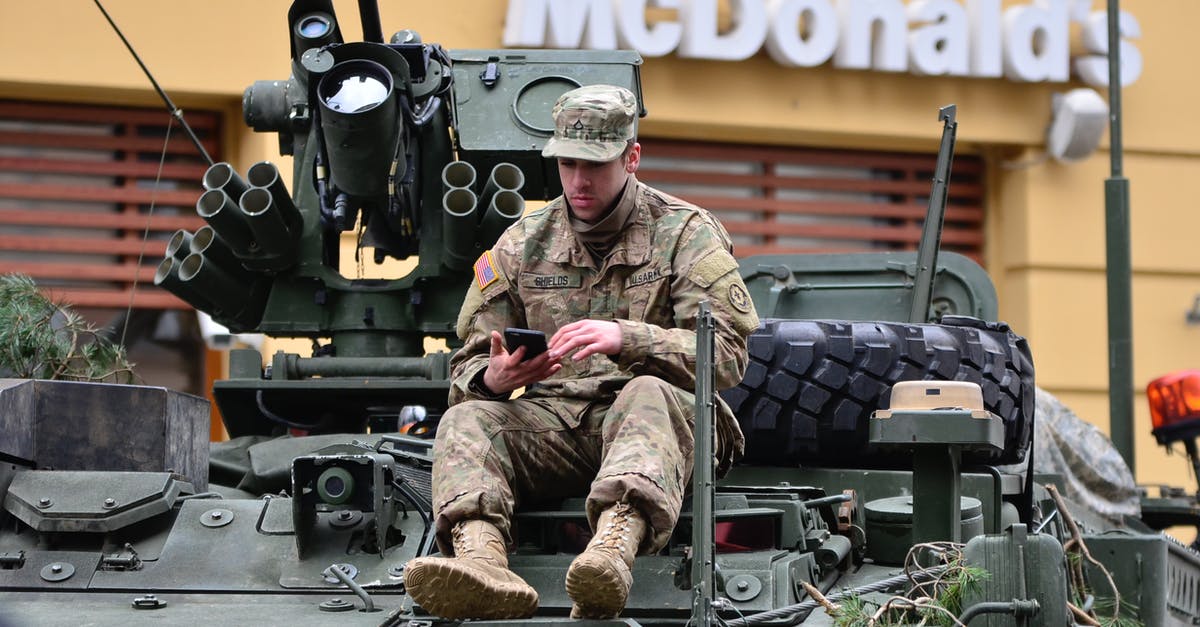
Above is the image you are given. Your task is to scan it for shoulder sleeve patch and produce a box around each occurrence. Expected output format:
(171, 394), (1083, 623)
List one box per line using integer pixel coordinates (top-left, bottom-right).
(728, 282), (753, 313)
(688, 253), (739, 288)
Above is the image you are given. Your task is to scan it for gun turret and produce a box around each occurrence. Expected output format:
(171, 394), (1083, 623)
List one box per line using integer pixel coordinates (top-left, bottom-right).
(154, 0), (643, 436)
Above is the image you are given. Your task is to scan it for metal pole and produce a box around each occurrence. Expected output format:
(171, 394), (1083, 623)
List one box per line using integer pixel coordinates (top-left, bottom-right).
(691, 301), (716, 626)
(908, 105), (957, 323)
(1105, 0), (1135, 471)
(357, 0), (384, 43)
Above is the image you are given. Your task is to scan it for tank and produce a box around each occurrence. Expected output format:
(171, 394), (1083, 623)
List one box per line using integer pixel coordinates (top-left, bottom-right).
(1, 1), (1198, 625)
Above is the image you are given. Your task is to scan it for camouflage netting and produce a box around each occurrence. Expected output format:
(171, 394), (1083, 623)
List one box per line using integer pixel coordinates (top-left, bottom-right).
(1025, 387), (1140, 522)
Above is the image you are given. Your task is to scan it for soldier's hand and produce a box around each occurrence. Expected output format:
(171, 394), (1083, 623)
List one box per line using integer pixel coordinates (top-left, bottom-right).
(481, 330), (560, 394)
(548, 320), (621, 362)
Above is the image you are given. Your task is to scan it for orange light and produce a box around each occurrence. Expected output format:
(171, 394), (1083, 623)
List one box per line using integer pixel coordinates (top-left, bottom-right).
(1146, 370), (1200, 444)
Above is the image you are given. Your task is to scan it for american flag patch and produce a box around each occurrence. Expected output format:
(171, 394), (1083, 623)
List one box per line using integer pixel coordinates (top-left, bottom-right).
(474, 250), (499, 290)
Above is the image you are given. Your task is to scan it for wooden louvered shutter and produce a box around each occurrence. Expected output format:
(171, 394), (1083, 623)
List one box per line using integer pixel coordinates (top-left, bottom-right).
(0, 100), (219, 309)
(637, 139), (984, 264)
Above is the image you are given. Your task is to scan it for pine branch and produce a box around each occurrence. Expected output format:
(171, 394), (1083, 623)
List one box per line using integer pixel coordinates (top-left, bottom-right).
(0, 274), (137, 383)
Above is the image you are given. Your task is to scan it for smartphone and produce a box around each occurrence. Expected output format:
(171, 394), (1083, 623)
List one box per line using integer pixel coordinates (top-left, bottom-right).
(504, 328), (548, 361)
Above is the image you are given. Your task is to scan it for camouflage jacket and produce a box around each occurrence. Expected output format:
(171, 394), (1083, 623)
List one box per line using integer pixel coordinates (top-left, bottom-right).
(450, 180), (760, 464)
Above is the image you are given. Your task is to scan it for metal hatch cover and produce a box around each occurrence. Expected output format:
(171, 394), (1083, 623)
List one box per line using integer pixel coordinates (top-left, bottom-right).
(4, 471), (191, 533)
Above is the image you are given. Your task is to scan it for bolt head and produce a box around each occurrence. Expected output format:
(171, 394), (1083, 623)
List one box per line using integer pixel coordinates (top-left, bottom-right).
(50, 564), (62, 574)
(210, 511), (223, 520)
(103, 498), (116, 508)
(37, 498), (51, 507)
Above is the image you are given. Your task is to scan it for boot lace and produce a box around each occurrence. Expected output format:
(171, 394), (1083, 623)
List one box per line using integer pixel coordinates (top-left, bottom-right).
(451, 523), (475, 557)
(590, 503), (636, 551)
(451, 521), (505, 563)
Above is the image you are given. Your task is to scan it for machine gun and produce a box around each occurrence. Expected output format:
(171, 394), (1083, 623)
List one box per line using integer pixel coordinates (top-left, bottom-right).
(151, 0), (642, 437)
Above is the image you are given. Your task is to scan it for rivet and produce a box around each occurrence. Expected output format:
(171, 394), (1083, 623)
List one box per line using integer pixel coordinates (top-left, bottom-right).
(103, 498), (117, 508)
(37, 498), (51, 508)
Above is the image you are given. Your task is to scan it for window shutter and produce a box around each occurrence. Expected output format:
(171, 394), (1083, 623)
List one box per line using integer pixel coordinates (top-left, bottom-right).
(637, 139), (984, 264)
(0, 100), (219, 309)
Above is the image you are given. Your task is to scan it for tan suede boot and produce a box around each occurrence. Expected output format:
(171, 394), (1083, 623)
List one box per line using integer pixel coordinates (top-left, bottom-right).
(565, 502), (647, 619)
(403, 519), (538, 619)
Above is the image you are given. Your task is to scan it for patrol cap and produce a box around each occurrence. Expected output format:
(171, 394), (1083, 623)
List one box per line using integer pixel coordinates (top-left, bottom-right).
(541, 84), (637, 162)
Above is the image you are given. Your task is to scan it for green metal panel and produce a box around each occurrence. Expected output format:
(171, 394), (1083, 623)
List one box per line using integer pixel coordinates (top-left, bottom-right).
(450, 49), (643, 200)
(962, 525), (1070, 627)
(739, 251), (998, 322)
(1085, 533), (1200, 626)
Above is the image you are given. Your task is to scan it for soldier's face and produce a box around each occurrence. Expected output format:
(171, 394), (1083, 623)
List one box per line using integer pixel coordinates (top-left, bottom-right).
(558, 143), (641, 223)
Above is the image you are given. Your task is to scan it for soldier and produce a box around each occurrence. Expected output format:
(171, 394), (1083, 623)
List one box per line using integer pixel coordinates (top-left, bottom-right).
(403, 84), (760, 619)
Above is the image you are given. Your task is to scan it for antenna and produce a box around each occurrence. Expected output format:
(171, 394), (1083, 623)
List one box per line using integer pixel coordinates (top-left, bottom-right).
(93, 0), (214, 166)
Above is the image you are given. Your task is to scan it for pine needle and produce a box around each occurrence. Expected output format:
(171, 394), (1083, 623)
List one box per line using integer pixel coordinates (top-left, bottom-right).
(0, 274), (136, 383)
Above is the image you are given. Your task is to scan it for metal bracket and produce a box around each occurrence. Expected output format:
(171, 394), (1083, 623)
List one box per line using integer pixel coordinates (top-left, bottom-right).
(323, 563), (379, 613)
(99, 543), (142, 571)
(288, 102), (311, 128)
(131, 593), (166, 610)
(480, 59), (500, 88)
(0, 551), (25, 570)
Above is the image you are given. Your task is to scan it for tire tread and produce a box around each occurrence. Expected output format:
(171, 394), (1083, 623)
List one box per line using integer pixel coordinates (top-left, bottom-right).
(723, 318), (1035, 465)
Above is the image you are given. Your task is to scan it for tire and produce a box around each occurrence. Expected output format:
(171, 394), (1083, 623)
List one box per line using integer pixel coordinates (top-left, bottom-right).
(720, 316), (1035, 466)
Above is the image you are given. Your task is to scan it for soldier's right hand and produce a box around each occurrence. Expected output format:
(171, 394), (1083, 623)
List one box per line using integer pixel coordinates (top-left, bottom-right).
(481, 330), (561, 394)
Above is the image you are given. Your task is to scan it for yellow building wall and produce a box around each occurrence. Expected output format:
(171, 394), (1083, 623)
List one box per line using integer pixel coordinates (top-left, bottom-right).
(1, 1), (1196, 500)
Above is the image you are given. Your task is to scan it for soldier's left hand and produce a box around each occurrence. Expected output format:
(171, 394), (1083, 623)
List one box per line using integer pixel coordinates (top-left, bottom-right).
(548, 320), (622, 361)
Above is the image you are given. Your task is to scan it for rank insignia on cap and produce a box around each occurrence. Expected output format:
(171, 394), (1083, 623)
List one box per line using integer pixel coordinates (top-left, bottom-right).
(474, 250), (499, 290)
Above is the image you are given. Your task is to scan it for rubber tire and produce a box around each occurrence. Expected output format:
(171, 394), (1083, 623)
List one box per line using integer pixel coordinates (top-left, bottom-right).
(720, 316), (1034, 466)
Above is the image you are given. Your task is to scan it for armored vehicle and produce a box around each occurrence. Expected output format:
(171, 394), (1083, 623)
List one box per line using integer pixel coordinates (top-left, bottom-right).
(1, 1), (1198, 624)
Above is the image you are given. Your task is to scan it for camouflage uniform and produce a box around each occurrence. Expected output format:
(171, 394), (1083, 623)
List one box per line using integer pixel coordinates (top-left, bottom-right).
(434, 177), (760, 555)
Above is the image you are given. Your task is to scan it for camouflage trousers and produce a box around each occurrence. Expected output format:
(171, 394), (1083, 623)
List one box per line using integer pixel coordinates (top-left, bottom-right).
(432, 375), (696, 556)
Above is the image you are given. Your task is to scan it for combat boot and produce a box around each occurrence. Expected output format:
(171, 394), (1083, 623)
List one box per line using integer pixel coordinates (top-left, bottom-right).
(565, 502), (647, 618)
(403, 519), (538, 619)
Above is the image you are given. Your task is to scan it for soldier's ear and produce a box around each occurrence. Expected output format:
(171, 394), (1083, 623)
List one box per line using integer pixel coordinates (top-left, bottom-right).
(625, 142), (641, 173)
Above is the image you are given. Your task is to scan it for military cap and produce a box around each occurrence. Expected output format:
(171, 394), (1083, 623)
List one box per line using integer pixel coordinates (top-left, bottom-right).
(541, 84), (638, 162)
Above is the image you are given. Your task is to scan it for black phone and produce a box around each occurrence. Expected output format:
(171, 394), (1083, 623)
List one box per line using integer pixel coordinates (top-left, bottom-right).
(504, 328), (548, 361)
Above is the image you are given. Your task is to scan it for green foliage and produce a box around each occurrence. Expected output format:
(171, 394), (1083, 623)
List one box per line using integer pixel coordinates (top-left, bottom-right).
(931, 563), (989, 622)
(830, 594), (874, 627)
(1095, 597), (1144, 627)
(0, 274), (135, 383)
(1063, 523), (1142, 626)
(828, 545), (992, 626)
